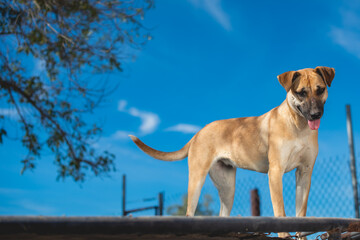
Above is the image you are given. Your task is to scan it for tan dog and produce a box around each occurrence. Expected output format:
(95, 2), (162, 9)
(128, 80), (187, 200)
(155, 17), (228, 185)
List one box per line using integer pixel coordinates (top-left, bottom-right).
(130, 67), (335, 235)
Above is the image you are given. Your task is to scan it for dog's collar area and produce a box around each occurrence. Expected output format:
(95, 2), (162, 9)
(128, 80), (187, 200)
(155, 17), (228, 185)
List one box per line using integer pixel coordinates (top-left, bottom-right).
(287, 93), (306, 120)
(289, 99), (305, 119)
(296, 105), (303, 116)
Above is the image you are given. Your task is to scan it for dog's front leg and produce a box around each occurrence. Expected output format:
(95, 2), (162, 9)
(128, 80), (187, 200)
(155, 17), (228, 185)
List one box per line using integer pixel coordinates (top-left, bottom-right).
(295, 165), (314, 240)
(268, 166), (286, 217)
(295, 166), (313, 217)
(268, 165), (290, 238)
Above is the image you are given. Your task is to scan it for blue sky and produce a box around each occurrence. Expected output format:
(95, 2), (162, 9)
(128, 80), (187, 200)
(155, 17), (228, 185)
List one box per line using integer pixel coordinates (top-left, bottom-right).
(1, 0), (360, 217)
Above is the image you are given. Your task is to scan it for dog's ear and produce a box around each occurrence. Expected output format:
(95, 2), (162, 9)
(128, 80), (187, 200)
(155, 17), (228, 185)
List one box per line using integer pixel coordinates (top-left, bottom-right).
(314, 66), (335, 87)
(277, 71), (300, 92)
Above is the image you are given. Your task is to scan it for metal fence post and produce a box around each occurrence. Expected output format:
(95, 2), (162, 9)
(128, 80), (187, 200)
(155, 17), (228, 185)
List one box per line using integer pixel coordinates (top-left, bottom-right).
(122, 174), (126, 216)
(159, 192), (164, 216)
(346, 104), (359, 218)
(251, 188), (260, 216)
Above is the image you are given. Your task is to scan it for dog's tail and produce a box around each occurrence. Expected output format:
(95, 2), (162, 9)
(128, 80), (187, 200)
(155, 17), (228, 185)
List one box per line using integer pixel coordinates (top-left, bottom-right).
(129, 135), (194, 161)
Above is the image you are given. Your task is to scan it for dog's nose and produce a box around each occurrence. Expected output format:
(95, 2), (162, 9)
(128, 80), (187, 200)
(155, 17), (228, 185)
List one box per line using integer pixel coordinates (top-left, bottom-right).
(310, 112), (321, 120)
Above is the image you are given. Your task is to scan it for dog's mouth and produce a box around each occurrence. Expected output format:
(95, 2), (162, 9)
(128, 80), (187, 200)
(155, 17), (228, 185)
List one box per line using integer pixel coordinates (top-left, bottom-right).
(308, 119), (320, 130)
(296, 106), (322, 130)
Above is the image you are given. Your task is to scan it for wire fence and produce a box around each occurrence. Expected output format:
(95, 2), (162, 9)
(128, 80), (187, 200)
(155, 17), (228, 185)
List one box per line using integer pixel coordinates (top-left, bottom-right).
(164, 154), (357, 218)
(121, 154), (359, 239)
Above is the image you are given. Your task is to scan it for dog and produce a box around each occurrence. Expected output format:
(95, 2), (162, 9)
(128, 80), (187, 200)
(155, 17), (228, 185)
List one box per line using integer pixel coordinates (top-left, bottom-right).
(130, 66), (335, 237)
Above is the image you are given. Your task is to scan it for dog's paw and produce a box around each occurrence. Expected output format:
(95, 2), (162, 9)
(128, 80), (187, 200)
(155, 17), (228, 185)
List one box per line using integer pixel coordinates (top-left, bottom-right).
(296, 232), (308, 240)
(277, 232), (291, 238)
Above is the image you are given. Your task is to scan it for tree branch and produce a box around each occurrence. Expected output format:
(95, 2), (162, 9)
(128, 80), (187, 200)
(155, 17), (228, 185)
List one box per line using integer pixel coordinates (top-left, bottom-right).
(0, 79), (78, 162)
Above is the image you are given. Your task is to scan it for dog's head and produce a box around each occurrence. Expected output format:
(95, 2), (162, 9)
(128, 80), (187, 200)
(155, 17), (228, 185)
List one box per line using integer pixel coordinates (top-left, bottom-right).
(277, 66), (335, 130)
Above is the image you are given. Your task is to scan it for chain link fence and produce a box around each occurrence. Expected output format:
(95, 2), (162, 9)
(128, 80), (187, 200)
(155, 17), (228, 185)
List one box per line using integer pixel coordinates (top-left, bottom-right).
(164, 154), (357, 218)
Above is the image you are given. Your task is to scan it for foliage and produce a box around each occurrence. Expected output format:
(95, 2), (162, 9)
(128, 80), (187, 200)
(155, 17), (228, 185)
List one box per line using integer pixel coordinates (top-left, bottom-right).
(167, 193), (215, 216)
(0, 0), (153, 181)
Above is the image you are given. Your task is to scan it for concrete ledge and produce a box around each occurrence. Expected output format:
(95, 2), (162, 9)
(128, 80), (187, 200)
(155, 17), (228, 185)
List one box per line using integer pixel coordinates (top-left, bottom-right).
(0, 216), (359, 239)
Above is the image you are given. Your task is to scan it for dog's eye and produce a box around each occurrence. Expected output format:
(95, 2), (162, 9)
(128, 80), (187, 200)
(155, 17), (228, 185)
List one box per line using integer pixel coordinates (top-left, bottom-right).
(316, 87), (325, 95)
(296, 90), (307, 97)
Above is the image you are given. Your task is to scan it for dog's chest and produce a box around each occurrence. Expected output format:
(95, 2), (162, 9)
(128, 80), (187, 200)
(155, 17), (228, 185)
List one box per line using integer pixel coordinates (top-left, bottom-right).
(281, 136), (316, 173)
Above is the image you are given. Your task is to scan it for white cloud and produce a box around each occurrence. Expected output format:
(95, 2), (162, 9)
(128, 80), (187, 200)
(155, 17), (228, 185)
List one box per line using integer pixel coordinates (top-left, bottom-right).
(17, 200), (56, 215)
(128, 107), (160, 135)
(331, 27), (360, 58)
(330, 6), (360, 59)
(0, 187), (26, 195)
(0, 108), (19, 120)
(341, 9), (360, 31)
(0, 107), (33, 121)
(33, 58), (46, 76)
(188, 0), (232, 31)
(118, 100), (127, 111)
(116, 100), (160, 136)
(165, 123), (201, 134)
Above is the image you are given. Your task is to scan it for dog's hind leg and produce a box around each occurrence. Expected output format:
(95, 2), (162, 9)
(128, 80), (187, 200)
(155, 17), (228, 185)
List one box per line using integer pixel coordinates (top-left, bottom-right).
(185, 148), (213, 216)
(186, 169), (207, 216)
(209, 160), (236, 216)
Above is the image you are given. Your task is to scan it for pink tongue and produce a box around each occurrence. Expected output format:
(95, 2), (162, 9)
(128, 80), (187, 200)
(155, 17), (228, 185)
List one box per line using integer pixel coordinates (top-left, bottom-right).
(308, 119), (321, 130)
